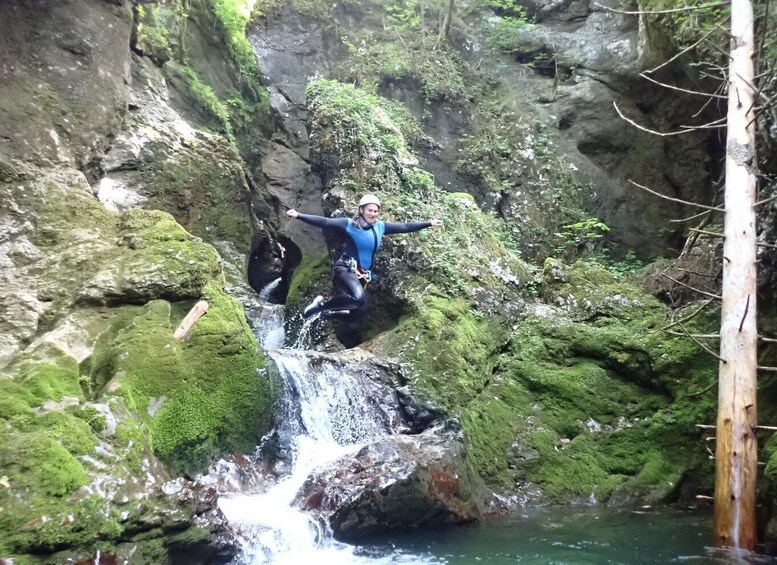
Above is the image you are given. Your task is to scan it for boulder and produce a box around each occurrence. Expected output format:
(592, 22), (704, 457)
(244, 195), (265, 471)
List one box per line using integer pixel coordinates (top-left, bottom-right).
(294, 427), (483, 541)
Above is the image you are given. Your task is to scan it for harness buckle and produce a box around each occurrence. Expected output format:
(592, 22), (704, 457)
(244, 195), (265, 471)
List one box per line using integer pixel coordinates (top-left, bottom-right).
(345, 257), (372, 285)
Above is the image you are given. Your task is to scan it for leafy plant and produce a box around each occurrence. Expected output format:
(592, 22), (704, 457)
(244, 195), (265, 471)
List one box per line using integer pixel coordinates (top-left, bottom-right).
(553, 218), (610, 260)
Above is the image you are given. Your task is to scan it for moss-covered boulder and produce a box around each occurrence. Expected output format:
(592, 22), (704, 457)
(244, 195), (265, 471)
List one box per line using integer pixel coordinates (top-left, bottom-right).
(91, 286), (273, 477)
(0, 164), (273, 560)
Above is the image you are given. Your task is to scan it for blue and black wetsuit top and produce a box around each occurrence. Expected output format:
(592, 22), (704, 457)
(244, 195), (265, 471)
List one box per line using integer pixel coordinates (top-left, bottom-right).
(296, 214), (432, 271)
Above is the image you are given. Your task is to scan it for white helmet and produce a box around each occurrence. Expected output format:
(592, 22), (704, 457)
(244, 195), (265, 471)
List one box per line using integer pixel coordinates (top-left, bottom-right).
(358, 194), (381, 208)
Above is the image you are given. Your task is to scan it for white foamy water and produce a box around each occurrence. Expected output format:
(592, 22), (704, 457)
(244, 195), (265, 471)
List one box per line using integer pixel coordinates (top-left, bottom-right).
(217, 292), (435, 564)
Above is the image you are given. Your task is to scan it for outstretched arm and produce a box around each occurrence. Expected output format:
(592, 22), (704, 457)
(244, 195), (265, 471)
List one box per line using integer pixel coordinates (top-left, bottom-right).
(383, 219), (444, 235)
(287, 209), (348, 231)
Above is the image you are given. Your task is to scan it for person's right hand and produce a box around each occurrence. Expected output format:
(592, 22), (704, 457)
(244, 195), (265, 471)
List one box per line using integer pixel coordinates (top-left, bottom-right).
(287, 209), (299, 218)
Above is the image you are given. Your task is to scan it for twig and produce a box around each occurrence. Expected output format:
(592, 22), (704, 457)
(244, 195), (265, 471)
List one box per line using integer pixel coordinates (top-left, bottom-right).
(689, 227), (725, 238)
(677, 267), (718, 278)
(755, 194), (777, 207)
(629, 180), (724, 212)
(757, 366), (777, 372)
(646, 25), (723, 75)
(593, 2), (728, 16)
(688, 380), (718, 397)
(680, 120), (727, 130)
(760, 335), (777, 343)
(639, 72), (726, 98)
(757, 242), (777, 249)
(739, 294), (751, 332)
(753, 425), (777, 430)
(614, 102), (722, 136)
(660, 274), (722, 300)
(657, 298), (715, 333)
(679, 321), (726, 362)
(664, 330), (719, 338)
(670, 210), (713, 224)
(695, 424), (716, 429)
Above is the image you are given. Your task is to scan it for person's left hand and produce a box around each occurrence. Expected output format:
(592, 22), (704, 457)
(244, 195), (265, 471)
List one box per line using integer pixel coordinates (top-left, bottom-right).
(431, 219), (444, 227)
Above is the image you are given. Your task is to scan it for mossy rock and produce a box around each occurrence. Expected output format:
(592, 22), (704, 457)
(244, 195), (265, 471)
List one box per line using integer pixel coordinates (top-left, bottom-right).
(89, 284), (274, 476)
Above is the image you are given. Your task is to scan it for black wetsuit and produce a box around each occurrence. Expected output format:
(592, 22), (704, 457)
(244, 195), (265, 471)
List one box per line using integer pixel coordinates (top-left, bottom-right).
(296, 214), (432, 325)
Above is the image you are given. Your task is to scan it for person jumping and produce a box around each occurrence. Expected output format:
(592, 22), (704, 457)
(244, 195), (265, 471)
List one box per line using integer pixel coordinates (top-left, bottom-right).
(286, 194), (443, 331)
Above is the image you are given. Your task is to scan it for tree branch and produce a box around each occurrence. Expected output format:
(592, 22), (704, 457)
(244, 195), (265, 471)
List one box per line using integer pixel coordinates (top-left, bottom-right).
(670, 210), (713, 224)
(614, 102), (724, 136)
(646, 24), (723, 74)
(657, 298), (715, 333)
(593, 1), (729, 15)
(678, 321), (727, 362)
(689, 227), (725, 238)
(629, 179), (725, 212)
(660, 274), (722, 300)
(639, 72), (727, 98)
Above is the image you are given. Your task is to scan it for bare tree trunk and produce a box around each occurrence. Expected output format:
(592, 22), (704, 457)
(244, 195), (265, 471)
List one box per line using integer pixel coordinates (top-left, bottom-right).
(714, 0), (758, 550)
(438, 0), (454, 46)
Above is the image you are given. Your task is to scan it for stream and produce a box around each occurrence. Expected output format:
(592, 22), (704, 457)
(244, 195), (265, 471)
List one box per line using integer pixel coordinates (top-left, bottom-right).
(215, 284), (741, 564)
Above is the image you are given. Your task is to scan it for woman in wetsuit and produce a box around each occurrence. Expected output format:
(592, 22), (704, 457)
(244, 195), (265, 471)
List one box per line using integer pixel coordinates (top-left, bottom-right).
(286, 194), (443, 328)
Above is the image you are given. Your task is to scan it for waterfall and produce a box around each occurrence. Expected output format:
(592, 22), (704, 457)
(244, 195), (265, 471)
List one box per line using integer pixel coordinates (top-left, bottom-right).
(216, 280), (425, 564)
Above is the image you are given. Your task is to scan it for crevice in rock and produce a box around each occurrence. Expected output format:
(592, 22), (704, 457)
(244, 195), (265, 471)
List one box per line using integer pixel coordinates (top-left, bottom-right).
(247, 231), (299, 303)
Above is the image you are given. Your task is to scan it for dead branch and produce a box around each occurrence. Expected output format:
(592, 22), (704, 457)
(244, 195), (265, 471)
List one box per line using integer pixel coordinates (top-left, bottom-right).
(647, 25), (723, 75)
(757, 366), (777, 372)
(687, 380), (718, 397)
(695, 424), (716, 429)
(680, 119), (727, 129)
(661, 273), (722, 300)
(756, 242), (777, 249)
(679, 321), (727, 361)
(760, 336), (777, 343)
(658, 298), (715, 333)
(664, 330), (719, 338)
(670, 210), (713, 224)
(677, 267), (718, 278)
(753, 425), (777, 430)
(639, 72), (727, 98)
(689, 227), (725, 238)
(754, 194), (777, 207)
(614, 102), (724, 136)
(173, 300), (209, 340)
(593, 2), (728, 16)
(629, 179), (724, 212)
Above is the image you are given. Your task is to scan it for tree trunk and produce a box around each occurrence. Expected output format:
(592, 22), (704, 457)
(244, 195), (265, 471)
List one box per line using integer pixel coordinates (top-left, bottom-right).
(714, 0), (758, 550)
(438, 0), (454, 45)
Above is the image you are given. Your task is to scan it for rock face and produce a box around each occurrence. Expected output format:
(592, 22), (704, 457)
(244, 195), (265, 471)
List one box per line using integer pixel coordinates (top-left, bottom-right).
(0, 0), (275, 561)
(0, 0), (132, 171)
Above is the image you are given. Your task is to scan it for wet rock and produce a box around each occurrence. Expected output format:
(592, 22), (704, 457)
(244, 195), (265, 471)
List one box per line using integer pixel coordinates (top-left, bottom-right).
(294, 427), (483, 541)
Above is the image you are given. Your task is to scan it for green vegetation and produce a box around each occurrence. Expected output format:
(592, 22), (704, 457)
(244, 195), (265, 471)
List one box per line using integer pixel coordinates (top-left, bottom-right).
(306, 77), (531, 296)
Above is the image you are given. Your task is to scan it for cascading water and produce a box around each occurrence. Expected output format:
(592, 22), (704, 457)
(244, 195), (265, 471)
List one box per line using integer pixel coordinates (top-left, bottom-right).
(217, 281), (436, 564)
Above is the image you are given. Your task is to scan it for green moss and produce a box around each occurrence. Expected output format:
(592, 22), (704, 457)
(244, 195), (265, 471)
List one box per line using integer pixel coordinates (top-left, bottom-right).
(0, 433), (87, 497)
(381, 294), (507, 409)
(71, 407), (107, 434)
(120, 208), (191, 242)
(30, 412), (97, 456)
(90, 286), (273, 477)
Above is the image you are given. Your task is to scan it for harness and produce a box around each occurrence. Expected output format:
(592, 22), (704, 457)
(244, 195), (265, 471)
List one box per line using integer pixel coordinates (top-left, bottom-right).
(340, 222), (379, 287)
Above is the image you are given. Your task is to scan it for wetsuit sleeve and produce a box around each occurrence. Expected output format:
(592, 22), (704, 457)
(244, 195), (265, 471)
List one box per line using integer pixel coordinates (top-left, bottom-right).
(296, 214), (349, 232)
(382, 221), (433, 235)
